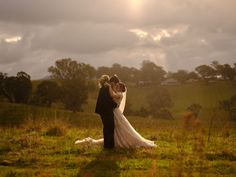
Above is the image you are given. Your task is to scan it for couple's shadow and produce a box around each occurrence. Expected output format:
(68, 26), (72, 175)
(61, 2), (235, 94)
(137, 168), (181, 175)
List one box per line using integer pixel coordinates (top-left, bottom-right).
(77, 149), (122, 177)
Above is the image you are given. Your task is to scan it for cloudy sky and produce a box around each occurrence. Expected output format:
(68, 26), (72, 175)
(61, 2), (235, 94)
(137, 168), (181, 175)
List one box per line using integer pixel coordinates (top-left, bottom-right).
(0, 0), (235, 79)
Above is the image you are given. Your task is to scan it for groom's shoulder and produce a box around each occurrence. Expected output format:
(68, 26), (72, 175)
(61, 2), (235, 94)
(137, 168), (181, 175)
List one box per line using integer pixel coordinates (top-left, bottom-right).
(98, 86), (107, 95)
(100, 85), (108, 91)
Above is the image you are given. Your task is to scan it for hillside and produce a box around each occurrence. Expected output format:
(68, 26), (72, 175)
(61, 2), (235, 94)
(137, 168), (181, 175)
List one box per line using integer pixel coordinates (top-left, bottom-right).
(83, 81), (236, 120)
(0, 81), (236, 177)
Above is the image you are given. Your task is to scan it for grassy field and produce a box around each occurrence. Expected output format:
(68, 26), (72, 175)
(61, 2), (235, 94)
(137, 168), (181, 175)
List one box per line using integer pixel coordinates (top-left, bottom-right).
(84, 81), (236, 119)
(0, 81), (236, 177)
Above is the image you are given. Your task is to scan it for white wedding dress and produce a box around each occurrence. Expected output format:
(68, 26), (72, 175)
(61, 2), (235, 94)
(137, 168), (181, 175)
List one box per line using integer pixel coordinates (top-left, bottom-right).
(75, 91), (157, 148)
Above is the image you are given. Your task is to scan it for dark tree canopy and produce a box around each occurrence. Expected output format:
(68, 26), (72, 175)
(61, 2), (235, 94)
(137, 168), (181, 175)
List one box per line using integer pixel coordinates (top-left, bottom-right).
(141, 60), (166, 84)
(172, 70), (189, 84)
(96, 64), (142, 82)
(15, 72), (32, 103)
(48, 58), (94, 112)
(1, 71), (32, 103)
(34, 80), (61, 107)
(219, 95), (236, 121)
(195, 65), (216, 81)
(147, 87), (173, 118)
(211, 61), (235, 80)
(188, 71), (199, 80)
(220, 64), (235, 80)
(0, 72), (7, 96)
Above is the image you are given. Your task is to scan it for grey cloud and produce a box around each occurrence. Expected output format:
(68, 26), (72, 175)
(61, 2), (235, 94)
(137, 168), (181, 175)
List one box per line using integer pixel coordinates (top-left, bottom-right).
(0, 40), (27, 64)
(0, 0), (234, 28)
(31, 23), (138, 54)
(0, 0), (130, 25)
(0, 0), (236, 79)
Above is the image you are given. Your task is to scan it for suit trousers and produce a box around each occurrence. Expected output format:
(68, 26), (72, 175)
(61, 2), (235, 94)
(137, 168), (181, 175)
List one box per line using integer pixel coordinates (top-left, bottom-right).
(100, 112), (114, 149)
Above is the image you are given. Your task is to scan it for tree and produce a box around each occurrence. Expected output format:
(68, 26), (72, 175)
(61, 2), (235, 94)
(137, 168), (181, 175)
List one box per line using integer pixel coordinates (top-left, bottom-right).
(172, 70), (189, 84)
(1, 72), (32, 103)
(14, 72), (32, 103)
(147, 87), (173, 119)
(188, 71), (199, 80)
(34, 80), (61, 107)
(219, 95), (236, 121)
(187, 103), (202, 118)
(1, 76), (16, 102)
(211, 61), (222, 75)
(96, 66), (112, 78)
(211, 61), (236, 80)
(81, 64), (96, 91)
(48, 58), (93, 112)
(111, 63), (122, 75)
(221, 64), (235, 80)
(61, 80), (88, 112)
(0, 72), (7, 96)
(110, 64), (130, 82)
(129, 67), (142, 82)
(195, 65), (216, 81)
(81, 63), (96, 80)
(141, 60), (166, 84)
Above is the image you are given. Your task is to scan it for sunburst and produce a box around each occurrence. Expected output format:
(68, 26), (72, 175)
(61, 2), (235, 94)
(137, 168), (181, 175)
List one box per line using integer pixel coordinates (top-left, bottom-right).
(129, 0), (143, 17)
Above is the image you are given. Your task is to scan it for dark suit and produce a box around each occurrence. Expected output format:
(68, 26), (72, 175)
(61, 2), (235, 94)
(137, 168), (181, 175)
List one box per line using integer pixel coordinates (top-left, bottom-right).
(95, 86), (117, 149)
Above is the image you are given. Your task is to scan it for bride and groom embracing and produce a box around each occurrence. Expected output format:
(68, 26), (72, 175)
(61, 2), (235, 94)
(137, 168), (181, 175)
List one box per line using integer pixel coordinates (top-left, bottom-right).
(75, 75), (156, 149)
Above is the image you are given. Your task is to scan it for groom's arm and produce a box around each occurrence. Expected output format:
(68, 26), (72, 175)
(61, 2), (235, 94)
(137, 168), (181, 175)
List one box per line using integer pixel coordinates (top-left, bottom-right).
(104, 86), (117, 109)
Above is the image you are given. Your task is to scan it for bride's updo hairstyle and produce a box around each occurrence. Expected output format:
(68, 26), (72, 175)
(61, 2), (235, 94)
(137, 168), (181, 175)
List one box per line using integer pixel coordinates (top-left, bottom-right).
(109, 74), (120, 84)
(98, 75), (109, 88)
(119, 82), (126, 92)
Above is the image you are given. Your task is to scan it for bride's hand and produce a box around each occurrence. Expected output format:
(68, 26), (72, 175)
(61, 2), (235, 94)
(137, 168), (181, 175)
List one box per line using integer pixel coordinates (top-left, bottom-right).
(104, 82), (111, 87)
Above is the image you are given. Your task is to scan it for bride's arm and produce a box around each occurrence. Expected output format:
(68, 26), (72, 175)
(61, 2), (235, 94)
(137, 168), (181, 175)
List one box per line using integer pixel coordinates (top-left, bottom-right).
(105, 83), (121, 99)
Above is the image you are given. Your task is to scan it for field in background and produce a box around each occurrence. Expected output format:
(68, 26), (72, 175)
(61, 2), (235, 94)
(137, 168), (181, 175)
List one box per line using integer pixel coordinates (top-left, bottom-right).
(0, 81), (236, 177)
(84, 81), (236, 119)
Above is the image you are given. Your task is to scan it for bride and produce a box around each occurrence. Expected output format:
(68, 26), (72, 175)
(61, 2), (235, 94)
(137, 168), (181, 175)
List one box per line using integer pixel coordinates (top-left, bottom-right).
(75, 81), (157, 148)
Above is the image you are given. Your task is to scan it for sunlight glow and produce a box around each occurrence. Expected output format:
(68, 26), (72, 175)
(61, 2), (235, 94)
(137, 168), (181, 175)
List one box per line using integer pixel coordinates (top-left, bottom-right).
(153, 30), (171, 41)
(129, 29), (148, 38)
(5, 36), (22, 43)
(129, 0), (143, 17)
(129, 25), (189, 42)
(130, 0), (143, 7)
(200, 39), (208, 46)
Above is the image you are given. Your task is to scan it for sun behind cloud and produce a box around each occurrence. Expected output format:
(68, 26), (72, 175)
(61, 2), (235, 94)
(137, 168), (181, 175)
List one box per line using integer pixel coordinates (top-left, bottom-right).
(129, 0), (143, 17)
(5, 36), (22, 43)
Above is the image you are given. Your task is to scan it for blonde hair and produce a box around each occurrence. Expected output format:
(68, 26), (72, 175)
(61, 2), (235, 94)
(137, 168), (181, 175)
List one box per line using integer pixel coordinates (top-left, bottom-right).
(98, 75), (110, 87)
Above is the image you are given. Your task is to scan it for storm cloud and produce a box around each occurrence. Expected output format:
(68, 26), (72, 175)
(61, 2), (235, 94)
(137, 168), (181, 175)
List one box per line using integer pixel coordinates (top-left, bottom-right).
(0, 0), (235, 79)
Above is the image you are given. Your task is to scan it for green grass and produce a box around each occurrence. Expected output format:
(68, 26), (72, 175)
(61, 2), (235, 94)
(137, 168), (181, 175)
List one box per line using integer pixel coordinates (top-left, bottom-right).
(0, 81), (236, 176)
(89, 81), (235, 120)
(126, 81), (236, 114)
(0, 114), (235, 177)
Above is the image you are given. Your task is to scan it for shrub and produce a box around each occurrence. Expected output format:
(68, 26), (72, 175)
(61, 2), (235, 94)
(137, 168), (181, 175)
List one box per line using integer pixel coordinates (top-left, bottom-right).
(187, 103), (202, 118)
(146, 87), (173, 119)
(219, 94), (236, 121)
(155, 108), (173, 119)
(45, 120), (67, 136)
(135, 107), (150, 117)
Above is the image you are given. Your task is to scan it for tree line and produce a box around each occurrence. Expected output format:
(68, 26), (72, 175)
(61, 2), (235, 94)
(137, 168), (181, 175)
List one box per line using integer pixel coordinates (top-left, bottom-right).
(97, 60), (236, 84)
(0, 58), (236, 113)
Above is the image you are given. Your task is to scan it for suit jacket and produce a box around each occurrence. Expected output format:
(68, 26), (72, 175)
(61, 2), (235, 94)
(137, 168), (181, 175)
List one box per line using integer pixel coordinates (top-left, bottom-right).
(95, 86), (117, 115)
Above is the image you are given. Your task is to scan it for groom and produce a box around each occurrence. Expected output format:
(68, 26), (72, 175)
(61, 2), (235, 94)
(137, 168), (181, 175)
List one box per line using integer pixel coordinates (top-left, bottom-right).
(95, 75), (120, 149)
